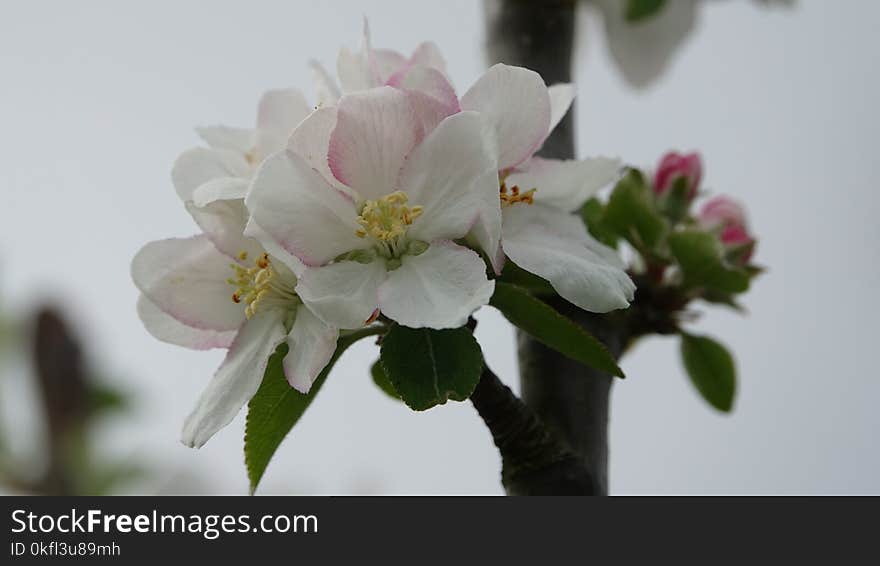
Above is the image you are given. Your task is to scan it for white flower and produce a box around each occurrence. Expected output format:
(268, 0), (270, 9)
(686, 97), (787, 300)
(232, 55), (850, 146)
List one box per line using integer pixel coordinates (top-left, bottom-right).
(132, 233), (338, 449)
(172, 88), (312, 259)
(460, 63), (635, 312)
(133, 89), (338, 448)
(311, 18), (449, 106)
(246, 86), (499, 330)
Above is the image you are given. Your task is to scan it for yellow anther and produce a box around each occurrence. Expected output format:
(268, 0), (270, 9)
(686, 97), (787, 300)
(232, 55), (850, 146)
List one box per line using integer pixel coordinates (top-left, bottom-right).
(237, 251), (249, 261)
(226, 253), (295, 319)
(355, 191), (423, 243)
(499, 181), (537, 208)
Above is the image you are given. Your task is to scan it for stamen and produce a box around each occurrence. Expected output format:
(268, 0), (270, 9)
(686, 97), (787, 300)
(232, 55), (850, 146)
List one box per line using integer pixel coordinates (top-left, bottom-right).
(227, 252), (297, 318)
(499, 181), (536, 208)
(354, 191), (424, 253)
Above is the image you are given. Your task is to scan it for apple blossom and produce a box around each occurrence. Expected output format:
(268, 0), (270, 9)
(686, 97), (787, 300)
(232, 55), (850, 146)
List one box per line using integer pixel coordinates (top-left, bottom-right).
(460, 63), (635, 312)
(246, 86), (499, 330)
(172, 89), (312, 259)
(132, 231), (339, 448)
(653, 151), (703, 198)
(699, 195), (756, 262)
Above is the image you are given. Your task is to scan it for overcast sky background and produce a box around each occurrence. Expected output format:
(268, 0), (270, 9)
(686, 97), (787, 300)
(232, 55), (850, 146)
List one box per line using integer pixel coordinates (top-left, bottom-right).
(1, 0), (878, 494)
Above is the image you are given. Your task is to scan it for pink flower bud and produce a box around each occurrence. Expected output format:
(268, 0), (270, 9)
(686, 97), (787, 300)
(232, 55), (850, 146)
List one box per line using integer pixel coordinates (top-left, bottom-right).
(699, 196), (755, 263)
(653, 151), (703, 198)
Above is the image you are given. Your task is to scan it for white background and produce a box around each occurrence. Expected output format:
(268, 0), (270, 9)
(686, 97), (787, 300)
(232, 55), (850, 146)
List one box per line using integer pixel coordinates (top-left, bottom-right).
(1, 0), (878, 494)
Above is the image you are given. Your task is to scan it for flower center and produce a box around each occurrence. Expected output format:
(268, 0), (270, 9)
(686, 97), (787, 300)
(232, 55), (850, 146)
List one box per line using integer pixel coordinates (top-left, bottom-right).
(499, 180), (536, 208)
(355, 191), (424, 258)
(227, 252), (298, 319)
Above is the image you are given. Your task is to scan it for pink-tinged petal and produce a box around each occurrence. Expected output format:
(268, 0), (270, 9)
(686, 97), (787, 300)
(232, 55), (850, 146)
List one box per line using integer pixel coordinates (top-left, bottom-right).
(191, 177), (250, 207)
(502, 204), (634, 313)
(409, 41), (448, 75)
(195, 126), (255, 153)
(309, 59), (341, 106)
(131, 235), (245, 332)
(653, 151), (702, 197)
(328, 87), (421, 200)
(547, 83), (575, 136)
(370, 48), (408, 85)
(460, 63), (551, 170)
(379, 242), (495, 329)
(699, 195), (747, 229)
(246, 150), (363, 266)
(296, 260), (387, 330)
(388, 65), (460, 135)
(171, 147), (251, 201)
(137, 294), (235, 350)
(185, 199), (263, 261)
(181, 310), (287, 448)
(283, 305), (339, 394)
(507, 156), (621, 212)
(720, 224), (752, 246)
(287, 106), (351, 194)
(400, 111), (501, 259)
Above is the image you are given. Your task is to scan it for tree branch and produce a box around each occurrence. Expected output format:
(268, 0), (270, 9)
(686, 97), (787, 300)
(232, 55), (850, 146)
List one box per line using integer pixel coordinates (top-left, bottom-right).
(470, 365), (595, 495)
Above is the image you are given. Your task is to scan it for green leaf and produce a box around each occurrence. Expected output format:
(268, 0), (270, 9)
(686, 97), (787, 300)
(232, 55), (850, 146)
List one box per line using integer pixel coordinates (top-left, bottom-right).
(244, 326), (382, 494)
(490, 282), (625, 378)
(680, 333), (736, 412)
(625, 0), (668, 23)
(668, 230), (750, 294)
(370, 359), (401, 400)
(603, 169), (668, 251)
(581, 197), (619, 248)
(379, 325), (483, 411)
(658, 177), (691, 224)
(496, 260), (556, 295)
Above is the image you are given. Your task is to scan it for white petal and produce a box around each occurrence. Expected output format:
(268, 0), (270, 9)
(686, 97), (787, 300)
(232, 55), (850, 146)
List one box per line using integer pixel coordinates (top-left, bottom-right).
(243, 218), (305, 277)
(379, 242), (495, 329)
(507, 156), (621, 212)
(287, 106), (350, 194)
(253, 89), (313, 162)
(296, 260), (386, 329)
(131, 235), (245, 332)
(502, 204), (634, 313)
(246, 150), (363, 266)
(137, 294), (235, 350)
(596, 0), (698, 89)
(337, 17), (376, 91)
(547, 83), (575, 135)
(181, 311), (287, 448)
(460, 63), (551, 170)
(309, 59), (341, 106)
(328, 87), (420, 200)
(191, 177), (250, 207)
(195, 126), (255, 153)
(409, 41), (448, 75)
(257, 88), (312, 135)
(283, 305), (339, 394)
(185, 199), (262, 260)
(171, 148), (251, 201)
(401, 112), (501, 259)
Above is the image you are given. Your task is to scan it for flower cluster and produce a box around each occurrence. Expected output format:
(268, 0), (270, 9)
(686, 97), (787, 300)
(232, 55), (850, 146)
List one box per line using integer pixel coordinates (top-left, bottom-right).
(132, 22), (635, 448)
